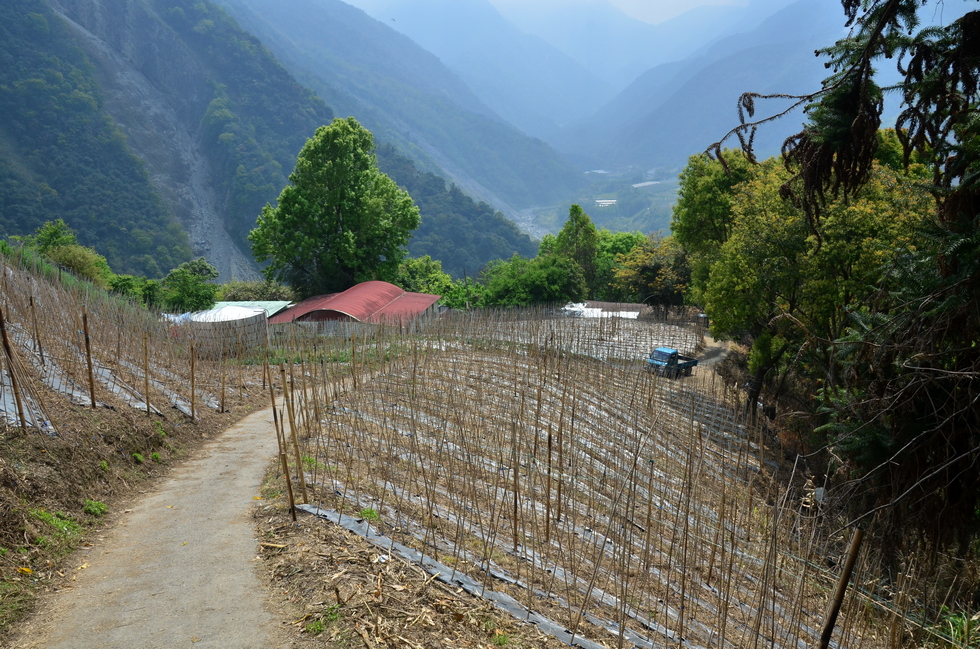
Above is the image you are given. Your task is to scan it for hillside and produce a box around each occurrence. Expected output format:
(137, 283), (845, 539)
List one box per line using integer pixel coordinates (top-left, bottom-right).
(342, 0), (610, 141)
(40, 0), (335, 279)
(214, 0), (584, 214)
(489, 0), (797, 92)
(0, 0), (192, 277)
(554, 0), (846, 170)
(376, 145), (538, 278)
(0, 0), (335, 279)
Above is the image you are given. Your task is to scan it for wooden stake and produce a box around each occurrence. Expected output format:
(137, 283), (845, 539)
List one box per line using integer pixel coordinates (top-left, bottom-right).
(269, 379), (296, 520)
(279, 363), (308, 503)
(29, 295), (44, 366)
(0, 306), (28, 433)
(190, 340), (196, 422)
(82, 305), (96, 410)
(818, 528), (866, 649)
(220, 350), (227, 413)
(143, 332), (151, 416)
(280, 448), (298, 522)
(511, 421), (519, 553)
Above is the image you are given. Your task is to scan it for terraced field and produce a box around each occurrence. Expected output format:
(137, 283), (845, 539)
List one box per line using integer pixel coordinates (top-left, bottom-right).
(282, 313), (894, 649)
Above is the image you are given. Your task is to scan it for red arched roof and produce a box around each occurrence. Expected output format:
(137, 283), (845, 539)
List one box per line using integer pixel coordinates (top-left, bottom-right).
(269, 281), (440, 325)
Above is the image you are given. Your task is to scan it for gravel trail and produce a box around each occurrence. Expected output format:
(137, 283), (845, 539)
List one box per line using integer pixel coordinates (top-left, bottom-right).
(8, 406), (289, 649)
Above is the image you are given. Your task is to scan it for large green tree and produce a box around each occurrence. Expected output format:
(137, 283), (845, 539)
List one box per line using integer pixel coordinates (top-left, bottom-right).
(395, 255), (453, 296)
(612, 234), (689, 306)
(553, 204), (598, 293)
(161, 258), (220, 312)
(714, 0), (980, 550)
(249, 118), (420, 298)
(481, 254), (586, 307)
(671, 149), (754, 304)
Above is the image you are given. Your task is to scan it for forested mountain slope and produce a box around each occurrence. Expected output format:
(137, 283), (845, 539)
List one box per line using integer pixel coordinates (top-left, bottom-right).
(214, 0), (583, 212)
(42, 0), (334, 279)
(3, 0), (552, 282)
(555, 0), (845, 170)
(376, 145), (537, 278)
(342, 0), (610, 141)
(1, 0), (334, 279)
(0, 0), (191, 277)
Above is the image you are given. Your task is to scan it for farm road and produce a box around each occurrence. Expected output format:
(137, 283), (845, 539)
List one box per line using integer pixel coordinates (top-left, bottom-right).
(7, 405), (291, 649)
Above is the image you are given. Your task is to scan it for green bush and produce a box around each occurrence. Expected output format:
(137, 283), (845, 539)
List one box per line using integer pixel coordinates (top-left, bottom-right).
(83, 500), (107, 516)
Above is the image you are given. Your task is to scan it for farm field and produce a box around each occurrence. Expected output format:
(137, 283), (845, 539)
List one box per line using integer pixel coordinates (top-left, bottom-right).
(0, 252), (968, 648)
(267, 312), (927, 649)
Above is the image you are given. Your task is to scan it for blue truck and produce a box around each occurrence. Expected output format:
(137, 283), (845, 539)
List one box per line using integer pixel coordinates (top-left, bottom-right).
(646, 346), (698, 377)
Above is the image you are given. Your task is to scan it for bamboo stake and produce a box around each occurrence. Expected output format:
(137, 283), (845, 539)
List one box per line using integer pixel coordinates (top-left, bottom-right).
(29, 295), (44, 365)
(0, 306), (28, 433)
(143, 332), (151, 416)
(220, 350), (227, 413)
(818, 527), (865, 649)
(279, 363), (308, 503)
(190, 340), (196, 422)
(269, 379), (297, 521)
(82, 305), (96, 409)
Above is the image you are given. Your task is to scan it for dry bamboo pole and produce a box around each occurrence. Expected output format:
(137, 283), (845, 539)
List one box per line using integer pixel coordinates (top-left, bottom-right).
(0, 305), (28, 434)
(190, 340), (196, 422)
(269, 378), (297, 521)
(220, 350), (227, 413)
(279, 363), (308, 503)
(29, 295), (44, 365)
(143, 332), (151, 416)
(545, 419), (553, 544)
(818, 527), (865, 649)
(82, 305), (96, 409)
(237, 332), (245, 400)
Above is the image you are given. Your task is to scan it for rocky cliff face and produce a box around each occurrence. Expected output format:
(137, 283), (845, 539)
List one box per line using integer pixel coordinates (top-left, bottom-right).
(46, 0), (260, 280)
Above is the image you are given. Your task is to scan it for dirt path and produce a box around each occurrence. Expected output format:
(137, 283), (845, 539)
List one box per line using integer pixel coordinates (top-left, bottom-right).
(699, 334), (730, 367)
(7, 406), (289, 649)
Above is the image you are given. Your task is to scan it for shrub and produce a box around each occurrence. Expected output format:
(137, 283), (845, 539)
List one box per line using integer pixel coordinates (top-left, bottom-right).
(83, 500), (108, 516)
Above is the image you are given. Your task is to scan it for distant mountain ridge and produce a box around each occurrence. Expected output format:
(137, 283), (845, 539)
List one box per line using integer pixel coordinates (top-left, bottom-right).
(341, 0), (611, 140)
(490, 0), (798, 91)
(4, 0), (557, 281)
(216, 0), (583, 212)
(553, 0), (847, 170)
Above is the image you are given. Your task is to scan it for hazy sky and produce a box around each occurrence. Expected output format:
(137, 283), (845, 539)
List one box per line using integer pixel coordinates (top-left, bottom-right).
(606, 0), (744, 24)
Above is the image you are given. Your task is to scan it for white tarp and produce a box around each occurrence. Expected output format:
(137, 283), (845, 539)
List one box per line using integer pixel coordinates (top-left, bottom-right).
(186, 306), (267, 358)
(562, 303), (639, 319)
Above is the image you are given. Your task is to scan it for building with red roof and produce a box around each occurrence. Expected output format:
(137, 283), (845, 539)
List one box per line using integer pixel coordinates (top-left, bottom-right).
(268, 281), (441, 326)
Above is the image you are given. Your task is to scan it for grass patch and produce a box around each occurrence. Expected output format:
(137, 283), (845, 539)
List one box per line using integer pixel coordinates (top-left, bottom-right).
(83, 499), (108, 516)
(28, 509), (82, 557)
(305, 618), (325, 635)
(0, 580), (34, 632)
(302, 455), (325, 471)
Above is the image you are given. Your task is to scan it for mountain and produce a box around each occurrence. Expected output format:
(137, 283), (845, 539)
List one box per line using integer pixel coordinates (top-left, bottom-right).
(489, 0), (798, 92)
(2, 0), (336, 279)
(376, 145), (537, 278)
(556, 0), (846, 170)
(215, 0), (583, 212)
(0, 0), (192, 277)
(340, 0), (611, 140)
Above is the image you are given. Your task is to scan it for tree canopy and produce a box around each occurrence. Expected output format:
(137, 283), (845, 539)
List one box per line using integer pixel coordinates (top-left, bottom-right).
(161, 257), (220, 312)
(249, 118), (421, 298)
(708, 0), (980, 551)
